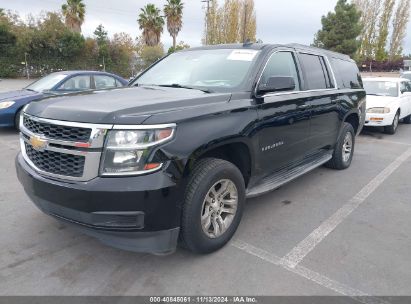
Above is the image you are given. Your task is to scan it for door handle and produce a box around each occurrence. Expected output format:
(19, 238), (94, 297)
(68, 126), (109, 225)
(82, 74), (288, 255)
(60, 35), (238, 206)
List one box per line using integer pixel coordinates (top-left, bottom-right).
(297, 104), (310, 110)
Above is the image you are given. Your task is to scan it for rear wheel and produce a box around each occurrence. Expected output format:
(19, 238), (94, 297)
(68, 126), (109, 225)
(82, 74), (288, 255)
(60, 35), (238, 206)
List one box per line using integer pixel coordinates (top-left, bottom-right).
(384, 111), (400, 134)
(326, 122), (355, 170)
(180, 158), (245, 254)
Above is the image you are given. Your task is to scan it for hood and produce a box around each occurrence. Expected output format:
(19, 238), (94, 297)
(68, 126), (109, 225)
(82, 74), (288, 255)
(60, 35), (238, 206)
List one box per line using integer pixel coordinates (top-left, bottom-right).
(366, 95), (398, 109)
(0, 89), (43, 102)
(25, 86), (232, 124)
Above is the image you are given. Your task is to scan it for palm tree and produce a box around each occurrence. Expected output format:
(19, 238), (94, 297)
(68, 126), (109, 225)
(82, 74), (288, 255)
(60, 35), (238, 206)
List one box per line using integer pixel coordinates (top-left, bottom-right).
(138, 4), (164, 46)
(62, 0), (86, 33)
(164, 0), (184, 49)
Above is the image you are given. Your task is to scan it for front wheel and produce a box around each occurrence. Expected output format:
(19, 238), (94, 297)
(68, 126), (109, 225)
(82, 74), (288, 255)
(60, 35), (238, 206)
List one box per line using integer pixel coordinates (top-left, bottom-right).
(180, 158), (245, 254)
(384, 111), (400, 134)
(326, 122), (355, 170)
(403, 114), (411, 124)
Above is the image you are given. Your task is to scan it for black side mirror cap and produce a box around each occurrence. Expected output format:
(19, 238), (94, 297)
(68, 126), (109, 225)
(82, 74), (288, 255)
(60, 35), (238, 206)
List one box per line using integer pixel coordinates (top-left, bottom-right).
(258, 76), (296, 94)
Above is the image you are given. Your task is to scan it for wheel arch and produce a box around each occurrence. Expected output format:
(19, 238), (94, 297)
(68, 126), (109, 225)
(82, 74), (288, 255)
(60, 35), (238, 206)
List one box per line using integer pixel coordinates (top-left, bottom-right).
(184, 140), (254, 187)
(343, 112), (360, 135)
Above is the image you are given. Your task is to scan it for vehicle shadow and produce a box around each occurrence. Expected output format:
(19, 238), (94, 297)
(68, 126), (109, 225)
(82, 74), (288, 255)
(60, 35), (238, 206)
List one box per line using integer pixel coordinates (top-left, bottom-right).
(360, 126), (385, 139)
(0, 128), (18, 137)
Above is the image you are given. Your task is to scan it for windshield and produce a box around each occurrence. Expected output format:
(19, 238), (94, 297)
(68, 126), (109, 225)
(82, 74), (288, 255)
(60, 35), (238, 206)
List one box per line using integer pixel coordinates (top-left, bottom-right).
(363, 81), (398, 97)
(134, 49), (260, 91)
(402, 74), (411, 81)
(26, 73), (67, 92)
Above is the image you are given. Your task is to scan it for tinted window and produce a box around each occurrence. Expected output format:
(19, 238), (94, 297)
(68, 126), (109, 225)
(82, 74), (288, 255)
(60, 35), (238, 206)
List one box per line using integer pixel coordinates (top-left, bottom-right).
(58, 75), (91, 91)
(115, 79), (124, 87)
(299, 53), (330, 90)
(401, 73), (411, 81)
(332, 58), (362, 89)
(95, 75), (118, 89)
(400, 81), (411, 93)
(260, 52), (300, 91)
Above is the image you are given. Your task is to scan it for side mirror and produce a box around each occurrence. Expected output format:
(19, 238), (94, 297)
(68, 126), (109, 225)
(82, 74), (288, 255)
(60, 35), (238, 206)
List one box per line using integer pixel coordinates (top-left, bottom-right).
(258, 76), (296, 94)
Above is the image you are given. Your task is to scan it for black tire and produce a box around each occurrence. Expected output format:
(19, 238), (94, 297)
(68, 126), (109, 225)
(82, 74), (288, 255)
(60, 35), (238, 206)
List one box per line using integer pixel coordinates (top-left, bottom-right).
(384, 111), (400, 134)
(180, 158), (245, 254)
(14, 109), (22, 130)
(403, 115), (411, 124)
(325, 122), (355, 170)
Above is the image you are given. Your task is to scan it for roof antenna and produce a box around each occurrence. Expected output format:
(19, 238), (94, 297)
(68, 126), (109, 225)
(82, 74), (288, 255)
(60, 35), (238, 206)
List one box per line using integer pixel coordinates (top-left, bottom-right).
(243, 39), (252, 46)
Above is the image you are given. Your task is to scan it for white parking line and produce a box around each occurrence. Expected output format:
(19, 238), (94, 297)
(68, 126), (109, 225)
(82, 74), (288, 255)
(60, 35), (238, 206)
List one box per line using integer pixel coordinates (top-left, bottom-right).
(281, 147), (411, 269)
(232, 240), (390, 304)
(358, 138), (411, 147)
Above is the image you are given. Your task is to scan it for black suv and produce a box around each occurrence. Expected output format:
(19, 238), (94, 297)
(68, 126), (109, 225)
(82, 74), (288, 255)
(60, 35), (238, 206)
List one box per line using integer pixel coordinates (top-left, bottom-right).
(16, 44), (366, 254)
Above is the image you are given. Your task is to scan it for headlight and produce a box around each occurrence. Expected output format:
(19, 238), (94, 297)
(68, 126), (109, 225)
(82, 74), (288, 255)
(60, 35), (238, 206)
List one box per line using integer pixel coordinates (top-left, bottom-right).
(0, 101), (15, 109)
(100, 125), (176, 176)
(367, 107), (390, 114)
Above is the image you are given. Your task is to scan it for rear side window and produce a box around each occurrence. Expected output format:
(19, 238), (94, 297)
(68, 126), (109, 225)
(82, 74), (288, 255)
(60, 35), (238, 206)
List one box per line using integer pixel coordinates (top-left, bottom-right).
(299, 53), (332, 90)
(332, 58), (362, 89)
(94, 75), (118, 90)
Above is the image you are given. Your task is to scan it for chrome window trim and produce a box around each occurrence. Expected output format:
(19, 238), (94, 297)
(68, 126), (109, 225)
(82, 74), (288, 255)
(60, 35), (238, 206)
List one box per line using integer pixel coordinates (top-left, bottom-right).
(254, 49), (339, 100)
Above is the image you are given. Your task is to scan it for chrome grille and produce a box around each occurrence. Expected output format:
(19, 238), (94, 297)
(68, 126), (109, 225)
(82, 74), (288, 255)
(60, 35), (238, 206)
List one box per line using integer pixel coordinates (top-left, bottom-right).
(25, 143), (85, 177)
(20, 114), (112, 182)
(23, 116), (92, 142)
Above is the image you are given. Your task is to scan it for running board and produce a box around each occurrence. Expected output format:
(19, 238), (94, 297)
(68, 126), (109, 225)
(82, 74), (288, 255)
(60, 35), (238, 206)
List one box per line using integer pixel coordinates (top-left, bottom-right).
(246, 150), (333, 198)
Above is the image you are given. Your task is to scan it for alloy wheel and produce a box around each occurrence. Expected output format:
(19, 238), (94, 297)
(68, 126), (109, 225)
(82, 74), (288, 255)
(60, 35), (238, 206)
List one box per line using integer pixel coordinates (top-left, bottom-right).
(201, 179), (238, 239)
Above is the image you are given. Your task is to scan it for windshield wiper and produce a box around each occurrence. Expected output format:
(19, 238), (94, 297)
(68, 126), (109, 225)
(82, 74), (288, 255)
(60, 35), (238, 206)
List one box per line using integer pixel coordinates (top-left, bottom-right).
(157, 84), (213, 93)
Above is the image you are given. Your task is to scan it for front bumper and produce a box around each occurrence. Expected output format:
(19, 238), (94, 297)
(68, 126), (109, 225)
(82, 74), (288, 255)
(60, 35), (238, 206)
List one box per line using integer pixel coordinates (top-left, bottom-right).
(16, 153), (183, 254)
(364, 112), (395, 127)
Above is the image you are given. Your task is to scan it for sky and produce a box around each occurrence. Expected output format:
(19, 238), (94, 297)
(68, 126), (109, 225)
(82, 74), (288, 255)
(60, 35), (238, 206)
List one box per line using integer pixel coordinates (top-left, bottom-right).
(1, 0), (411, 54)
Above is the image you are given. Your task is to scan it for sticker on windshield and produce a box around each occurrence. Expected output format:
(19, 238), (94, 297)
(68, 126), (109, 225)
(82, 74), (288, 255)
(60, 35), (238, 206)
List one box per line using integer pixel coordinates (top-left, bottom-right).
(227, 50), (258, 61)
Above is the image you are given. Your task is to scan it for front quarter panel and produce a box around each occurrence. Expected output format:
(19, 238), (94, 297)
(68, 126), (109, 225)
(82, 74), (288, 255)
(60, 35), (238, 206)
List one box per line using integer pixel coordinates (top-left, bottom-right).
(149, 95), (259, 181)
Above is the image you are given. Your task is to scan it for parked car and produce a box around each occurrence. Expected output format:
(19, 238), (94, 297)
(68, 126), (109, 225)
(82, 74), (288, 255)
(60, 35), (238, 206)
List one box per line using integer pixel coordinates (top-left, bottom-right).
(363, 77), (411, 134)
(0, 71), (128, 128)
(16, 44), (365, 254)
(400, 71), (411, 81)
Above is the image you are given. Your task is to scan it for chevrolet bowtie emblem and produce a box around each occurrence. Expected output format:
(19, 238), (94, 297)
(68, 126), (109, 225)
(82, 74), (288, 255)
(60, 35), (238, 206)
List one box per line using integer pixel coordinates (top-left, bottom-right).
(29, 135), (47, 151)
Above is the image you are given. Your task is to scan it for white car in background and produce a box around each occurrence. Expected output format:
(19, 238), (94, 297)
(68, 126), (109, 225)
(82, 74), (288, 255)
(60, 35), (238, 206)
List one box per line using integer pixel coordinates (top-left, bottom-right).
(363, 77), (411, 134)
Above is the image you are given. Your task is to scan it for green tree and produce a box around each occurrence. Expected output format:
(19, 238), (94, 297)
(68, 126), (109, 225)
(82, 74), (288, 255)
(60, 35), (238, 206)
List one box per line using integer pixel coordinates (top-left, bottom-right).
(94, 24), (108, 45)
(375, 0), (395, 61)
(109, 32), (136, 76)
(389, 0), (411, 60)
(313, 0), (362, 58)
(167, 41), (190, 53)
(164, 0), (184, 49)
(138, 4), (164, 46)
(62, 0), (86, 33)
(94, 24), (110, 70)
(139, 45), (165, 69)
